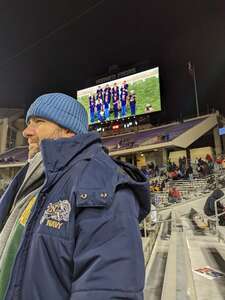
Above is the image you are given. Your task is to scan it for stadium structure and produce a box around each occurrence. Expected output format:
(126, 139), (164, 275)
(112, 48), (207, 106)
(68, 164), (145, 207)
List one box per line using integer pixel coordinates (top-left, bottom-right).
(0, 108), (224, 178)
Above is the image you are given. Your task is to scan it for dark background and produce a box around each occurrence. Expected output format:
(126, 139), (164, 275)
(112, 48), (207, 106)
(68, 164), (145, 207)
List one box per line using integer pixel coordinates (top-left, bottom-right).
(0, 0), (224, 122)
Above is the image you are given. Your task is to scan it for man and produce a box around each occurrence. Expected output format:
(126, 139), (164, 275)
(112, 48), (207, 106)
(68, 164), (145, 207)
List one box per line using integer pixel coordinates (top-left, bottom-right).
(120, 91), (127, 117)
(96, 97), (103, 122)
(112, 83), (120, 119)
(129, 91), (136, 115)
(96, 86), (103, 100)
(88, 94), (96, 123)
(120, 80), (129, 96)
(0, 93), (150, 300)
(120, 80), (129, 118)
(103, 84), (111, 120)
(204, 188), (225, 225)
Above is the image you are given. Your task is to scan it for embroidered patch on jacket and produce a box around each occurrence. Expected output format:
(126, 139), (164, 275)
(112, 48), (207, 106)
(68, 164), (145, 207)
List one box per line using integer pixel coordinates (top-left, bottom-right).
(40, 200), (71, 230)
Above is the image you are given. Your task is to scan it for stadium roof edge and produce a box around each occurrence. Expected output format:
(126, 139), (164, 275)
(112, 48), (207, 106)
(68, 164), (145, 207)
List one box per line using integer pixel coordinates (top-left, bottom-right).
(108, 114), (219, 156)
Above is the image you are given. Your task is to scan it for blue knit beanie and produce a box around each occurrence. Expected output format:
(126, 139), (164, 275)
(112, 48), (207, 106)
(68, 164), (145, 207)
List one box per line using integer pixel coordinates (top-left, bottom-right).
(26, 93), (88, 134)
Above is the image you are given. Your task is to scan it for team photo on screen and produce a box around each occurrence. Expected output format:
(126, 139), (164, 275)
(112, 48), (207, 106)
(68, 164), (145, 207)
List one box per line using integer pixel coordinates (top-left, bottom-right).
(77, 67), (161, 124)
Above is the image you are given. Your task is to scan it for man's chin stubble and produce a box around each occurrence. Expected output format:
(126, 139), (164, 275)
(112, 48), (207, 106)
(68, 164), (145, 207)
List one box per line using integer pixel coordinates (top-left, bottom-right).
(28, 145), (40, 159)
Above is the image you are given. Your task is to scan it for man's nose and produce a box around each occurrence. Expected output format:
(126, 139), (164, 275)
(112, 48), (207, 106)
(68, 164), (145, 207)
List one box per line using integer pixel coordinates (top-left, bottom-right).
(23, 125), (35, 138)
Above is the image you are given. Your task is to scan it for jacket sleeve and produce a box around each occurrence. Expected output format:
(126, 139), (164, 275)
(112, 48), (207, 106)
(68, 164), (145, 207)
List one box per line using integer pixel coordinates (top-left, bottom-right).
(70, 187), (145, 300)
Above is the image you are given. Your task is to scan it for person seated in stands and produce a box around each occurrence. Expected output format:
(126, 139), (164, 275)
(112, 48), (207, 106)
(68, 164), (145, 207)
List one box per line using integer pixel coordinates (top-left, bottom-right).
(160, 180), (165, 191)
(141, 166), (149, 178)
(206, 154), (214, 173)
(155, 165), (159, 177)
(167, 158), (172, 172)
(186, 164), (193, 180)
(172, 162), (177, 172)
(215, 156), (223, 170)
(202, 160), (210, 176)
(150, 181), (155, 192)
(168, 186), (181, 203)
(154, 181), (160, 192)
(177, 168), (183, 179)
(168, 169), (178, 180)
(204, 189), (225, 225)
(222, 155), (225, 169)
(197, 158), (209, 177)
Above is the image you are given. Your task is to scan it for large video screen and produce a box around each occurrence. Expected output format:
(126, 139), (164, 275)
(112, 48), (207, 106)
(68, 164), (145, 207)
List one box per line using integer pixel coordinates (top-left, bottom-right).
(77, 67), (161, 124)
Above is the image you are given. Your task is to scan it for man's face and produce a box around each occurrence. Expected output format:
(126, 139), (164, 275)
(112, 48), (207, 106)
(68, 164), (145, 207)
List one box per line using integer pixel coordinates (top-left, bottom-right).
(23, 117), (75, 159)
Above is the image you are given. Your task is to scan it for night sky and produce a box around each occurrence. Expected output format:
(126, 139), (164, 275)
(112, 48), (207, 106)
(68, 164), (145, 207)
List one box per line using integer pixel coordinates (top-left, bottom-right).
(0, 0), (224, 123)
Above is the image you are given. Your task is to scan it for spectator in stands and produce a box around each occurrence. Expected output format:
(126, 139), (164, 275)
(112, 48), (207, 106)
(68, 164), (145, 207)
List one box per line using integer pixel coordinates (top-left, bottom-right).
(205, 153), (214, 172)
(204, 189), (225, 225)
(172, 162), (177, 172)
(178, 157), (183, 171)
(161, 179), (166, 191)
(186, 164), (193, 180)
(168, 170), (176, 179)
(168, 186), (182, 203)
(0, 93), (150, 300)
(222, 155), (225, 169)
(215, 156), (223, 170)
(155, 165), (160, 177)
(196, 157), (210, 177)
(141, 165), (150, 178)
(167, 158), (172, 172)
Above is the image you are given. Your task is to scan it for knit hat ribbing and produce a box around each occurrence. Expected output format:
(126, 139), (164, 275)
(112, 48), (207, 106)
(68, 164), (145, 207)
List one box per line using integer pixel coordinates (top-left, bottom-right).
(26, 93), (88, 134)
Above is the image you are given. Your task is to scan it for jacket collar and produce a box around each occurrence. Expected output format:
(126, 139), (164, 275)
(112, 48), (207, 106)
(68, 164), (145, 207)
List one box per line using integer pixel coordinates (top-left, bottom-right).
(40, 132), (102, 173)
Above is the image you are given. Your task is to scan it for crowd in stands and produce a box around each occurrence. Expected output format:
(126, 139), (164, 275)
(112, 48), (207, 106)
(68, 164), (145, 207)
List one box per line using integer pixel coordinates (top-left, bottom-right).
(140, 153), (225, 207)
(141, 153), (225, 182)
(149, 178), (166, 192)
(141, 162), (164, 178)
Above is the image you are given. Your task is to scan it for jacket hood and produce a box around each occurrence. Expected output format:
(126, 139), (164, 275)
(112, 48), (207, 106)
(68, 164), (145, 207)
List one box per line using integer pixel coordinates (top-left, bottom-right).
(113, 158), (150, 222)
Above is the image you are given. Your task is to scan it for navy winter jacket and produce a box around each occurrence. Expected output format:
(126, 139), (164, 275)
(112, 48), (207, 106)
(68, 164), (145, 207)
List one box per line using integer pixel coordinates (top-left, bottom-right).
(0, 132), (150, 300)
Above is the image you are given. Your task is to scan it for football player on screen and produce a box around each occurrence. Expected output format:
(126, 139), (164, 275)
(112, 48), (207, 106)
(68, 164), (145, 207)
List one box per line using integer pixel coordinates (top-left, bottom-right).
(89, 94), (96, 123)
(129, 90), (136, 115)
(103, 84), (111, 120)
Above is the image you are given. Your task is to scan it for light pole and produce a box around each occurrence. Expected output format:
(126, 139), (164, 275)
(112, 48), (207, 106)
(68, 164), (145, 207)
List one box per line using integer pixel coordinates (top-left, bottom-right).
(188, 61), (200, 117)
